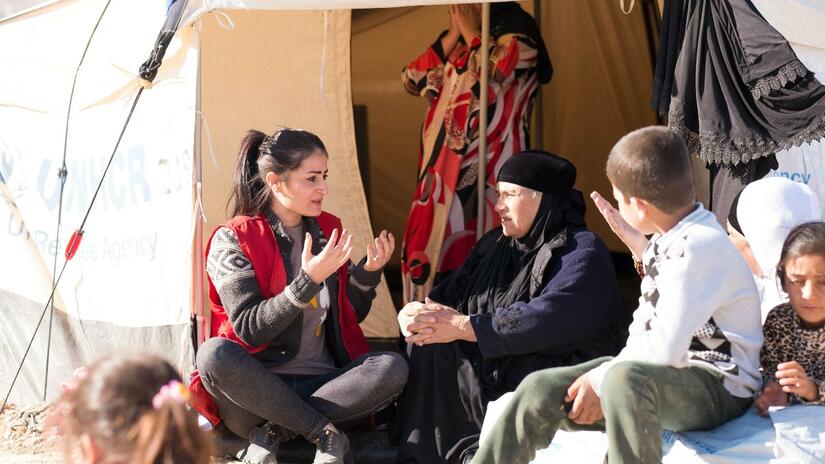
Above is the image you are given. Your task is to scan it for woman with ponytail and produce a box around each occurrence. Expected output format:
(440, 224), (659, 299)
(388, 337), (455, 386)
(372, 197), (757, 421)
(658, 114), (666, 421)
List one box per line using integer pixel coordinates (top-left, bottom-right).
(54, 353), (212, 464)
(193, 129), (408, 464)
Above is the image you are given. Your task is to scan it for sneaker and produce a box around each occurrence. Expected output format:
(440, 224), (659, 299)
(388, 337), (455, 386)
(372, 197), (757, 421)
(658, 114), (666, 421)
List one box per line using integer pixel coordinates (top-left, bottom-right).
(238, 425), (280, 464)
(313, 428), (350, 464)
(211, 422), (248, 459)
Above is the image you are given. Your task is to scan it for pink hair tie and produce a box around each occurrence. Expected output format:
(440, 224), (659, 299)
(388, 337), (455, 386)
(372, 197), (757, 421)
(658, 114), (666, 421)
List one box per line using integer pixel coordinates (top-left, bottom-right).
(60, 366), (89, 394)
(151, 380), (190, 409)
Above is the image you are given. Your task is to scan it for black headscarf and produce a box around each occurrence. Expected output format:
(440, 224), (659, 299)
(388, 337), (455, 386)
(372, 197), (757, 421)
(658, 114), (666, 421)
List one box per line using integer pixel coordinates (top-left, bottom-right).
(490, 2), (553, 84)
(432, 151), (585, 317)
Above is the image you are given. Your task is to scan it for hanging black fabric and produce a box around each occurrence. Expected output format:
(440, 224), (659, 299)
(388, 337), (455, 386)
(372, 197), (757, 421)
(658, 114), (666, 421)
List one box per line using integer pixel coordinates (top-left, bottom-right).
(652, 0), (825, 166)
(709, 155), (777, 224)
(651, 0), (687, 116)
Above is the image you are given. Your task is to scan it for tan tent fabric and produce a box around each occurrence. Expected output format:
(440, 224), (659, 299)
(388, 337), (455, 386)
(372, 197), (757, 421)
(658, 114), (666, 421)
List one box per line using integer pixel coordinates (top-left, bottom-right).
(352, 1), (658, 255)
(179, 0), (511, 28)
(351, 6), (446, 267)
(199, 9), (399, 338)
(536, 2), (659, 251)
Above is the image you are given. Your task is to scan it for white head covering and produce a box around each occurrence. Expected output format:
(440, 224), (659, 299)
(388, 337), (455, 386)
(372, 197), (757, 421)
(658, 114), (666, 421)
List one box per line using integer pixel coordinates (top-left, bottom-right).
(736, 177), (821, 319)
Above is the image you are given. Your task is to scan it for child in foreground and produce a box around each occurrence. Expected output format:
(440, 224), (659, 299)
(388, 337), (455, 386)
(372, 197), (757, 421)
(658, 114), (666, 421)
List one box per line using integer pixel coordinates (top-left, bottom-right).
(53, 352), (212, 464)
(755, 222), (825, 415)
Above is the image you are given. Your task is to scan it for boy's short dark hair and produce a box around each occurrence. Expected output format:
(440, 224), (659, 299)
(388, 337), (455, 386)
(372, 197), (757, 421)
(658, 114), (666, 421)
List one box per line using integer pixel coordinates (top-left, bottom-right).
(606, 126), (695, 213)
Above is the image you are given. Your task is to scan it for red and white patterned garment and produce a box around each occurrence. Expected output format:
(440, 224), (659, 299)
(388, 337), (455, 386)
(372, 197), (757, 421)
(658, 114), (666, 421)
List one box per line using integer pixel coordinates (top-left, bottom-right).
(401, 28), (547, 303)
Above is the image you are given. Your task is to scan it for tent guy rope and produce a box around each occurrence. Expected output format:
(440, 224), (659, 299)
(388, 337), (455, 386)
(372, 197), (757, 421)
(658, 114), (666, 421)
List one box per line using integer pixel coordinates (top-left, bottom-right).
(2, 0), (191, 412)
(1, 85), (145, 414)
(43, 0), (114, 401)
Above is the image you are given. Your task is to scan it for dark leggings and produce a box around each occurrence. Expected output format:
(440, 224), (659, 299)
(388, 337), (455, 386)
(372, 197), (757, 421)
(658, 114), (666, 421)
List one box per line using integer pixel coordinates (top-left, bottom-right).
(196, 337), (409, 443)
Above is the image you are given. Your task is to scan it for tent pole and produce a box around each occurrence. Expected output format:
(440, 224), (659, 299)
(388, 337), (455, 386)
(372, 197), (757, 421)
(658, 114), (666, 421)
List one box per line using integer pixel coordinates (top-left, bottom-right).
(2, 85), (145, 415)
(533, 0), (543, 150)
(192, 28), (206, 352)
(476, 2), (490, 240)
(44, 0), (114, 401)
(43, 166), (66, 401)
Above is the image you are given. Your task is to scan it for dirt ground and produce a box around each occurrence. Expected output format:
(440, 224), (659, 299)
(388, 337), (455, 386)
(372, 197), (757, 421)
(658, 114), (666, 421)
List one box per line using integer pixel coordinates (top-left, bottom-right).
(0, 403), (243, 464)
(0, 403), (63, 463)
(0, 403), (390, 463)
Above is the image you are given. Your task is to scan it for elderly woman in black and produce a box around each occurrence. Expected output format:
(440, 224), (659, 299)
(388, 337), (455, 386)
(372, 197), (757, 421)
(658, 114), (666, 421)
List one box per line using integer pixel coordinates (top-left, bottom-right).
(396, 151), (623, 463)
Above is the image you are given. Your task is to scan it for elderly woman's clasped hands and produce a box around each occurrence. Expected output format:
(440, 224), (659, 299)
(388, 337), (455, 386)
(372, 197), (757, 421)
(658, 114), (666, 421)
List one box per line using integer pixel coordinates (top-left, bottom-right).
(398, 298), (477, 345)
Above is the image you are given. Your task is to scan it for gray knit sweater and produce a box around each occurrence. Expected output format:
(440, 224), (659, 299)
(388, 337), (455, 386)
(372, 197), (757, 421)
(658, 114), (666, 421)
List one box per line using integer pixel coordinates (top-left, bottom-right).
(206, 211), (382, 367)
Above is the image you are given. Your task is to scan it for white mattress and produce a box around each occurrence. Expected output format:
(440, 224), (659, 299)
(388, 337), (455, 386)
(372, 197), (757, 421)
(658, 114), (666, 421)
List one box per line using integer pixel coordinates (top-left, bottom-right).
(481, 393), (825, 463)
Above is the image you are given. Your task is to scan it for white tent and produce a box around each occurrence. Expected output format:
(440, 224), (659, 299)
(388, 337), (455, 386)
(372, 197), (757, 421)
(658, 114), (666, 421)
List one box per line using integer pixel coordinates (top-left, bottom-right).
(0, 0), (500, 404)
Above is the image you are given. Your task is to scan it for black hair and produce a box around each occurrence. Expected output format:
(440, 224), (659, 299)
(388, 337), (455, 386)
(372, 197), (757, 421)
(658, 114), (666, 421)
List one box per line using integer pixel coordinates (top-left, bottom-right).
(777, 222), (825, 287)
(229, 128), (327, 217)
(606, 126), (694, 213)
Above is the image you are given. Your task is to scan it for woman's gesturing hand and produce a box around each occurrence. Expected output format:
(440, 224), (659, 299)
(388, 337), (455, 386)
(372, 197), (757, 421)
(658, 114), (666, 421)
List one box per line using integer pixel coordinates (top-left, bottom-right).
(301, 228), (353, 284)
(364, 230), (395, 272)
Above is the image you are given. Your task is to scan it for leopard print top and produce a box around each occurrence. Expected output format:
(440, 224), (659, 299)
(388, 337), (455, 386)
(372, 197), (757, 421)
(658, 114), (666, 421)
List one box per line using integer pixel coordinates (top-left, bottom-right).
(760, 303), (825, 404)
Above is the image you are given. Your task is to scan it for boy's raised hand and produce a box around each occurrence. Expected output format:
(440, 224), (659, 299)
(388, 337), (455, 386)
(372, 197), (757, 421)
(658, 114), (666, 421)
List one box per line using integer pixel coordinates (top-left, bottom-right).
(301, 229), (353, 284)
(590, 191), (648, 259)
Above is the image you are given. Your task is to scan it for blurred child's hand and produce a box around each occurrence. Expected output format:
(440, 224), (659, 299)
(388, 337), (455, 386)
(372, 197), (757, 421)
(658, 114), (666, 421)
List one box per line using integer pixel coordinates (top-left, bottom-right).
(47, 366), (89, 435)
(754, 381), (788, 416)
(776, 361), (819, 401)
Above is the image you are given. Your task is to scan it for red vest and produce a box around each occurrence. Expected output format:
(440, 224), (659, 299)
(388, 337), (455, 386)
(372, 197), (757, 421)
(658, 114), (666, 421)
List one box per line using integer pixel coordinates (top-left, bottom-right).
(189, 212), (370, 425)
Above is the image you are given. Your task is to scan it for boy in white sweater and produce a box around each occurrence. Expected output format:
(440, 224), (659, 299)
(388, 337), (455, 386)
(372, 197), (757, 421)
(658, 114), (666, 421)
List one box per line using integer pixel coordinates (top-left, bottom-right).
(471, 126), (763, 464)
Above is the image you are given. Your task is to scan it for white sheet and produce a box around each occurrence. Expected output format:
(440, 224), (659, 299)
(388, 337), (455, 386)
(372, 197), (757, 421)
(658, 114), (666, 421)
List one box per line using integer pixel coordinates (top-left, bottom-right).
(482, 394), (825, 463)
(771, 405), (825, 464)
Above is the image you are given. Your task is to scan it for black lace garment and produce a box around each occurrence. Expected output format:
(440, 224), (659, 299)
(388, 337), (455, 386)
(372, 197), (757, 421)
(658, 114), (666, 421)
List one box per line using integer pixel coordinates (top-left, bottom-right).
(653, 0), (825, 166)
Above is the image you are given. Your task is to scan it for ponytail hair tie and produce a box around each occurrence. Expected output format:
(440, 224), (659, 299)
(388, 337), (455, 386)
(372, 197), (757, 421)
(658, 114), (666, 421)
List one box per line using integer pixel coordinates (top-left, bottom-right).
(259, 129), (284, 157)
(60, 366), (89, 394)
(151, 380), (190, 409)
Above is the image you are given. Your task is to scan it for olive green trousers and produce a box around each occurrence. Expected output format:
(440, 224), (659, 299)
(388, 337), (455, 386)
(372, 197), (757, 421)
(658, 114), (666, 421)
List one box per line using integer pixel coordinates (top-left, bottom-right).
(472, 357), (752, 464)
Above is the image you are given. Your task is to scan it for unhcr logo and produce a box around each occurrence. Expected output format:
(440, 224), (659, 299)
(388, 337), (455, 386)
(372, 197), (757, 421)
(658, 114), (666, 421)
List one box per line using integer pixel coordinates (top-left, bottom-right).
(36, 146), (151, 213)
(770, 170), (812, 184)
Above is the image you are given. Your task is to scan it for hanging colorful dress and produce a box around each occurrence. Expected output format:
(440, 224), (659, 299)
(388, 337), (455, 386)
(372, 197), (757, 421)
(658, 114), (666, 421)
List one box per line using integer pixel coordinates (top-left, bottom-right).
(400, 2), (552, 303)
